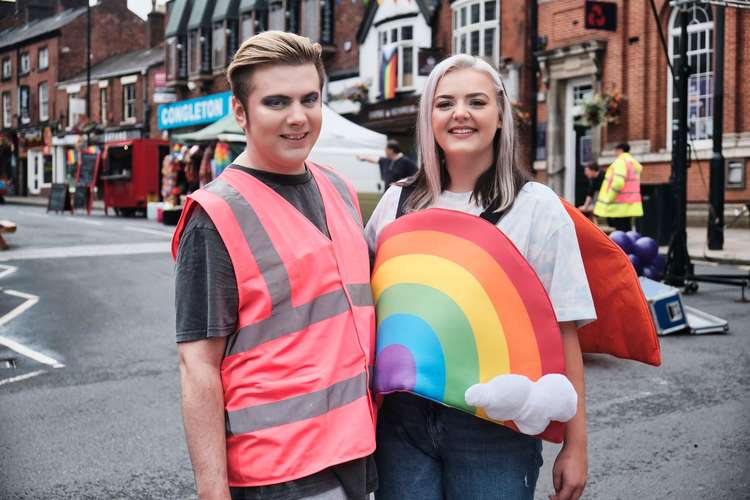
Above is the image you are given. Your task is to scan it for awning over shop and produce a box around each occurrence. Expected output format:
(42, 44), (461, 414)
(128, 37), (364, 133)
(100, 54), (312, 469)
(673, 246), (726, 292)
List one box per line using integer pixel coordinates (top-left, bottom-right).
(172, 113), (242, 142)
(239, 0), (268, 13)
(188, 0), (217, 30)
(213, 0), (240, 22)
(165, 0), (191, 37)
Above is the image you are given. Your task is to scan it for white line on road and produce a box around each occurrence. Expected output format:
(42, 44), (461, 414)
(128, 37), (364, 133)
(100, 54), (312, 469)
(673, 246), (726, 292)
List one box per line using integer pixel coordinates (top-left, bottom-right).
(0, 369), (46, 387)
(0, 264), (17, 280)
(63, 216), (104, 226)
(0, 289), (65, 368)
(124, 225), (174, 237)
(17, 210), (45, 217)
(0, 242), (170, 261)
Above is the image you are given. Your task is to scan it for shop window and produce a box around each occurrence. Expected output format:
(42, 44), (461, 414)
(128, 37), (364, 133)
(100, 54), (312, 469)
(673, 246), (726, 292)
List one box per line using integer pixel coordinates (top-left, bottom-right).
(378, 22), (416, 96)
(1, 58), (10, 80)
(2, 91), (11, 128)
(20, 53), (30, 74)
(167, 36), (188, 80)
(38, 47), (48, 70)
(668, 4), (713, 145)
(38, 82), (48, 122)
(123, 84), (136, 122)
(452, 0), (498, 63)
(18, 85), (30, 124)
(68, 92), (85, 128)
(43, 154), (53, 185)
(100, 87), (108, 126)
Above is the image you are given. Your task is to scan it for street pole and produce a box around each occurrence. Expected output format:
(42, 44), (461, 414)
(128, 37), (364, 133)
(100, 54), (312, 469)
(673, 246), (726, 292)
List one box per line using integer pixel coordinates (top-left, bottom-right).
(86, 1), (91, 119)
(707, 4), (725, 249)
(665, 4), (691, 287)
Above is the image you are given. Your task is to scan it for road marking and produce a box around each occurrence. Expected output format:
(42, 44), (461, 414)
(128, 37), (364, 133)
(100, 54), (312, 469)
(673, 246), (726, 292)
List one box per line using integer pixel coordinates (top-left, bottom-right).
(17, 210), (45, 217)
(0, 264), (17, 280)
(0, 369), (46, 387)
(0, 242), (170, 261)
(0, 289), (65, 369)
(63, 216), (104, 226)
(124, 225), (174, 237)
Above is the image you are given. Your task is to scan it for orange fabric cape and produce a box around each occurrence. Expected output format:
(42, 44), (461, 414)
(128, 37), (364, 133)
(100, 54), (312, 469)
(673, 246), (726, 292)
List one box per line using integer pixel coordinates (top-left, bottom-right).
(561, 199), (661, 366)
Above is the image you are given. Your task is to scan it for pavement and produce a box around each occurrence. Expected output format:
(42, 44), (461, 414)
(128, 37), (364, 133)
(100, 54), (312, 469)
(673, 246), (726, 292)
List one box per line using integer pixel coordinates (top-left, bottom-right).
(6, 194), (749, 265)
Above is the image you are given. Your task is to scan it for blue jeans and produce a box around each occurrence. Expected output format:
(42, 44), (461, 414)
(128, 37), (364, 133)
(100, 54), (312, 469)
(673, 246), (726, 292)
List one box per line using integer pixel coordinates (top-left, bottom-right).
(375, 393), (543, 500)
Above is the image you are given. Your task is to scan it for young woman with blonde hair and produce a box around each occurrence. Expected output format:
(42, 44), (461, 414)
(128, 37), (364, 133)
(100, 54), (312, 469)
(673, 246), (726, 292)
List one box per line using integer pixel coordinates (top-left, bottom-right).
(366, 54), (596, 500)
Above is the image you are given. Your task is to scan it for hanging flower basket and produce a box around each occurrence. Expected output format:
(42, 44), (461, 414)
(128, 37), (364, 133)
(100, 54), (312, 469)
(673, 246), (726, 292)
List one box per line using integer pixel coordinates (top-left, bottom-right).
(511, 101), (531, 129)
(575, 89), (625, 127)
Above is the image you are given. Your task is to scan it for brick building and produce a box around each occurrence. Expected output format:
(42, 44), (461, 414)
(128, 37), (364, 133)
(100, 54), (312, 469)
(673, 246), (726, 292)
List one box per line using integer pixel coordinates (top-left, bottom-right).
(0, 0), (151, 196)
(534, 0), (750, 205)
(159, 0), (367, 137)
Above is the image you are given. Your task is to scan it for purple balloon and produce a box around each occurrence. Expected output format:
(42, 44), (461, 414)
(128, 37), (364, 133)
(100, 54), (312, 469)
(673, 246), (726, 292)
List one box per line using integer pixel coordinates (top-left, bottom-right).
(642, 265), (661, 281)
(633, 237), (659, 265)
(626, 230), (642, 244)
(610, 231), (634, 254)
(652, 253), (667, 273)
(628, 253), (643, 276)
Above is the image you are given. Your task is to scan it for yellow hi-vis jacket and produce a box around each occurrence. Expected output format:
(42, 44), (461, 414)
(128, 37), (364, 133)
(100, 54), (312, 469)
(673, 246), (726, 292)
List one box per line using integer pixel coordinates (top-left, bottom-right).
(593, 152), (644, 218)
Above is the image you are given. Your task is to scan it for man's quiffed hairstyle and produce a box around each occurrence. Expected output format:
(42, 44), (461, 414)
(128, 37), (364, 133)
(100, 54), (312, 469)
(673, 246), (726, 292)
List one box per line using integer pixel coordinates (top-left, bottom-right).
(227, 31), (325, 108)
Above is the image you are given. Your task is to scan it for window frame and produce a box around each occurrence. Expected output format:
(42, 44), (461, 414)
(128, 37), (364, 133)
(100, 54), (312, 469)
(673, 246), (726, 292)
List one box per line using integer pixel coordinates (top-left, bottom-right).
(2, 57), (12, 80)
(20, 52), (31, 75)
(451, 0), (499, 63)
(212, 22), (227, 70)
(18, 85), (30, 123)
(123, 83), (137, 123)
(38, 82), (48, 121)
(38, 47), (49, 71)
(2, 91), (11, 128)
(100, 87), (108, 126)
(378, 19), (417, 94)
(667, 4), (714, 150)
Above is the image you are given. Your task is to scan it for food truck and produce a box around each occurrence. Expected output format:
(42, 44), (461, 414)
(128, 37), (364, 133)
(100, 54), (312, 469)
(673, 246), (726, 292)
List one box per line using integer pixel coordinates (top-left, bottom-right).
(100, 139), (169, 216)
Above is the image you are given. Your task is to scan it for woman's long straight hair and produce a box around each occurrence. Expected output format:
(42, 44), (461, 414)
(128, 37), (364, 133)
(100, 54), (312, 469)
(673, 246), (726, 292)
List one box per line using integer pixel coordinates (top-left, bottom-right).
(403, 54), (528, 213)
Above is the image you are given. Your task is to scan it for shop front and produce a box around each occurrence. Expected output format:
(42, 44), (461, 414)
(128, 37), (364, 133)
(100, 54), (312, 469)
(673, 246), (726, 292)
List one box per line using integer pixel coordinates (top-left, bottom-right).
(21, 126), (54, 196)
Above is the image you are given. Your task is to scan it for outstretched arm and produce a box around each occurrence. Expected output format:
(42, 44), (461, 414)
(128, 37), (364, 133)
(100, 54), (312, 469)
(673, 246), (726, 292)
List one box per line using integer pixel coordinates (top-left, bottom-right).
(357, 154), (380, 164)
(179, 337), (231, 500)
(550, 321), (587, 500)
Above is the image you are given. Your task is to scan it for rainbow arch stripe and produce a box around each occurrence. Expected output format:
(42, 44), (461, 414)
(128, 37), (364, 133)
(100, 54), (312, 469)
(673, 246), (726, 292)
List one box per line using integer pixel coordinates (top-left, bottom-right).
(372, 208), (566, 418)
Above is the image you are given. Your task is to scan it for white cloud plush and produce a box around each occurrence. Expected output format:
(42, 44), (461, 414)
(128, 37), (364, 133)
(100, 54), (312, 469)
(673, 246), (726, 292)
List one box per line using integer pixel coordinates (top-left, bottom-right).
(464, 374), (578, 435)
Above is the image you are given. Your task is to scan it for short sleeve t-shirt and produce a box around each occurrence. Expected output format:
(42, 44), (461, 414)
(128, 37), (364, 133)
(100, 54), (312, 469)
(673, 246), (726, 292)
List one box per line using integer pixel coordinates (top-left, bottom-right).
(377, 155), (418, 188)
(364, 182), (597, 327)
(175, 164), (376, 500)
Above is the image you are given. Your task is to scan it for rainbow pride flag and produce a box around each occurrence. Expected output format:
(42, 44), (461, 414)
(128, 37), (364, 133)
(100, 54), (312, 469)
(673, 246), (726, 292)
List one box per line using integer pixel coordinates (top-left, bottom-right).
(381, 48), (398, 100)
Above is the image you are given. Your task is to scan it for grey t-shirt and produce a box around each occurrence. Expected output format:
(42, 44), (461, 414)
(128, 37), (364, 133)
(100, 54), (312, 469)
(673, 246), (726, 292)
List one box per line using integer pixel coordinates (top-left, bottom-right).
(175, 164), (376, 500)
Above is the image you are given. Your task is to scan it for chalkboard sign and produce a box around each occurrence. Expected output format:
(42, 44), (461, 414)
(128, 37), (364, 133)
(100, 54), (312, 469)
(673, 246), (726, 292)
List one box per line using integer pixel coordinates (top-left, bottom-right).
(73, 184), (90, 211)
(47, 183), (72, 213)
(77, 152), (99, 187)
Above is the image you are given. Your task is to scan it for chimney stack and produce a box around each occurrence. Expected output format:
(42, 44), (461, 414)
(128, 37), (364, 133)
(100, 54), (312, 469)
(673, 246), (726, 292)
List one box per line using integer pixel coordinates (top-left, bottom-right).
(147, 10), (165, 48)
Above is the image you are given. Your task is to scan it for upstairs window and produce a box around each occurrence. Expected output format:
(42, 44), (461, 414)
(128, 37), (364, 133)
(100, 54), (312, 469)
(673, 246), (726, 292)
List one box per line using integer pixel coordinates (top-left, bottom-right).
(301, 0), (333, 45)
(123, 83), (136, 122)
(268, 0), (299, 32)
(166, 37), (188, 80)
(378, 22), (416, 97)
(1, 58), (10, 80)
(2, 92), (11, 128)
(188, 28), (212, 75)
(20, 53), (30, 74)
(19, 86), (30, 123)
(38, 82), (48, 121)
(38, 47), (49, 70)
(100, 87), (108, 126)
(452, 0), (498, 63)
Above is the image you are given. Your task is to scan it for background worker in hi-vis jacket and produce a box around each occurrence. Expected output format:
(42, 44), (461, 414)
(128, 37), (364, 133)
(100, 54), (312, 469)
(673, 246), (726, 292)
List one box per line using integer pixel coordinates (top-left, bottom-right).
(593, 143), (643, 231)
(171, 31), (377, 500)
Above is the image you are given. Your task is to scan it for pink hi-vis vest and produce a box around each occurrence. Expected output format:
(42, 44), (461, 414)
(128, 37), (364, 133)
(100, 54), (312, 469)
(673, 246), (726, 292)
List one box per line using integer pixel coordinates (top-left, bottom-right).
(171, 163), (377, 487)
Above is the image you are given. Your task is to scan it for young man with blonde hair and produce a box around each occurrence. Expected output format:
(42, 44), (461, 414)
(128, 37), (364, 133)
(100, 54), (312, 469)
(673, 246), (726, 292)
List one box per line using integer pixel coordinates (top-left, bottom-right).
(171, 31), (377, 500)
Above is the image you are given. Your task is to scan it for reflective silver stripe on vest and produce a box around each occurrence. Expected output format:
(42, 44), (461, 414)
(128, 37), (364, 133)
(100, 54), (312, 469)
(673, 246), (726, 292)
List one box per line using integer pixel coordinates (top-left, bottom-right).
(226, 371), (367, 435)
(206, 179), (291, 309)
(227, 284), (372, 355)
(315, 166), (361, 226)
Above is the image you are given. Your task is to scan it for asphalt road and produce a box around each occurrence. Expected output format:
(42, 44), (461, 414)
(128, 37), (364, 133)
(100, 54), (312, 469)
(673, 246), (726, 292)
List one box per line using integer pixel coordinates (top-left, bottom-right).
(0, 203), (748, 499)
